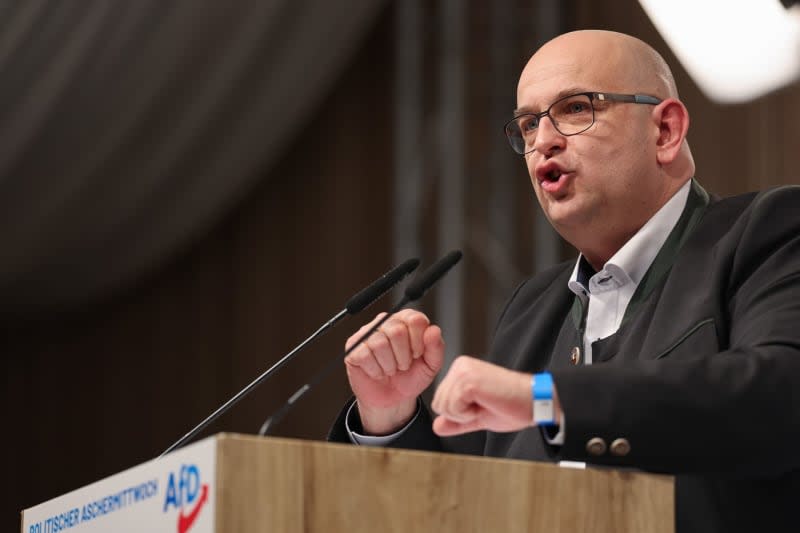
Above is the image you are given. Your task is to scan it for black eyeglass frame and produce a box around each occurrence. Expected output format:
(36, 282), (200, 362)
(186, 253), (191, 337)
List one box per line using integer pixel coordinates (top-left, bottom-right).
(504, 91), (663, 155)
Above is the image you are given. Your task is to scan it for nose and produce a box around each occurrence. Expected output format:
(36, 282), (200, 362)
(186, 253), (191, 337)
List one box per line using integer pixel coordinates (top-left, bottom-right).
(532, 114), (565, 157)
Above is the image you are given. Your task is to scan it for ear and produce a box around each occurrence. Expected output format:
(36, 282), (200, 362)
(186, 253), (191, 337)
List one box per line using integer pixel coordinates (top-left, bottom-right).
(652, 98), (689, 165)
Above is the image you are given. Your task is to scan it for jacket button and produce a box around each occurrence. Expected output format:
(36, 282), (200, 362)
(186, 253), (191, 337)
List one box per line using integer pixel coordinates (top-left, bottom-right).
(610, 438), (631, 456)
(570, 346), (581, 365)
(586, 437), (607, 456)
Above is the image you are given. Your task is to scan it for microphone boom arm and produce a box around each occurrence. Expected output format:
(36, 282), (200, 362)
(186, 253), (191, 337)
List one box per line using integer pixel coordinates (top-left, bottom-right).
(160, 309), (348, 457)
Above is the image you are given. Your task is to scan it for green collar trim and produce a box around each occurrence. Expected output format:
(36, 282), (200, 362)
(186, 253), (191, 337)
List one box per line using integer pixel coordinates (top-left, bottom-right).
(620, 179), (710, 325)
(569, 179), (709, 331)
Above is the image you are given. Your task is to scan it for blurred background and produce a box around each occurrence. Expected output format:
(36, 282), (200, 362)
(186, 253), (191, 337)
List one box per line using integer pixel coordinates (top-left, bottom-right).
(4, 0), (799, 528)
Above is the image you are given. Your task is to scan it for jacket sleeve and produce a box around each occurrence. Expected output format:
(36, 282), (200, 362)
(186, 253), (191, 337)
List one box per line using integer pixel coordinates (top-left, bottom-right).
(327, 397), (443, 452)
(551, 186), (800, 477)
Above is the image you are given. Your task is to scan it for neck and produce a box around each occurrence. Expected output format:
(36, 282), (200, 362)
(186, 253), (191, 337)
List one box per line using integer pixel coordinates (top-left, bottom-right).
(575, 230), (637, 272)
(569, 176), (693, 271)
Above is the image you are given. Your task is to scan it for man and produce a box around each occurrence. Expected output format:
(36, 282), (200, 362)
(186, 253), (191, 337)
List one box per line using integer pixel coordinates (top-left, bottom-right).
(329, 30), (800, 532)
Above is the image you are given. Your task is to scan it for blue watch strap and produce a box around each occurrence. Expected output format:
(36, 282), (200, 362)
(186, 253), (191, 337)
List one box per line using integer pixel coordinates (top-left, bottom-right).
(532, 372), (555, 426)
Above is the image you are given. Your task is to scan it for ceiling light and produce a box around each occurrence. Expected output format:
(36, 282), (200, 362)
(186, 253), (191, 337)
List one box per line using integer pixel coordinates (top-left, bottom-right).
(639, 0), (800, 103)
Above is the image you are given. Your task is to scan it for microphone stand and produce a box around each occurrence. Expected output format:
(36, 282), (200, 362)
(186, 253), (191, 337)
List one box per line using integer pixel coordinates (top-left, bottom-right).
(259, 304), (401, 435)
(160, 310), (347, 457)
(158, 258), (420, 457)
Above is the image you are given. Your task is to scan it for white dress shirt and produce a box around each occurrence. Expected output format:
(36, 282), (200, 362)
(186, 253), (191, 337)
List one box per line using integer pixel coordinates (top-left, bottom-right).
(568, 179), (692, 363)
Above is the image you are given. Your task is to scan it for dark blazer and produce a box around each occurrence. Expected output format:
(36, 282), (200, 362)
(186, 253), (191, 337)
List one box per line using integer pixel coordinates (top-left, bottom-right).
(330, 183), (800, 533)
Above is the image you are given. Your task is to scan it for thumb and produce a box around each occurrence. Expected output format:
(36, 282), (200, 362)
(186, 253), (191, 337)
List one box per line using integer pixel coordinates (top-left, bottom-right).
(422, 325), (445, 373)
(432, 415), (483, 436)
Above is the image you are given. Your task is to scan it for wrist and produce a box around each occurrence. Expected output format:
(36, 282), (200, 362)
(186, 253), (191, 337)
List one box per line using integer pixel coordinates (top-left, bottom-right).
(356, 398), (418, 436)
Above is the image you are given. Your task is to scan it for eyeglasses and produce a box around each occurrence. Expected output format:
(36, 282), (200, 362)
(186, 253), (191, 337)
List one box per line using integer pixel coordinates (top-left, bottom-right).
(503, 92), (662, 155)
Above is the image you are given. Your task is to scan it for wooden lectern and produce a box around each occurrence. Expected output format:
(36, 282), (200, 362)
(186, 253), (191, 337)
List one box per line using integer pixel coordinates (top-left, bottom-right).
(21, 433), (674, 532)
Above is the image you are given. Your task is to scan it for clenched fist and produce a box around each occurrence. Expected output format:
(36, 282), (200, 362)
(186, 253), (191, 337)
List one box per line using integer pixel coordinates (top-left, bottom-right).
(431, 356), (560, 436)
(344, 309), (445, 435)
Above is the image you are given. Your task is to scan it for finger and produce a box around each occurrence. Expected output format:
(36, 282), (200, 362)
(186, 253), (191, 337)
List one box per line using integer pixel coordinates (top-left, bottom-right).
(364, 329), (398, 376)
(404, 311), (430, 358)
(432, 356), (481, 421)
(344, 343), (385, 380)
(430, 366), (460, 417)
(421, 325), (445, 373)
(345, 312), (387, 351)
(432, 414), (484, 437)
(430, 363), (453, 414)
(393, 308), (431, 324)
(441, 388), (479, 424)
(382, 319), (413, 371)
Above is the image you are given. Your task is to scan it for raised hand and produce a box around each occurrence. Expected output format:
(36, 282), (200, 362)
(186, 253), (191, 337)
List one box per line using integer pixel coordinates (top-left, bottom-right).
(431, 356), (558, 436)
(344, 309), (444, 434)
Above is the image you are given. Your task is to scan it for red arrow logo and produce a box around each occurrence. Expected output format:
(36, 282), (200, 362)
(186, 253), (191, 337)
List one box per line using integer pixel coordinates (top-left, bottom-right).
(177, 484), (209, 533)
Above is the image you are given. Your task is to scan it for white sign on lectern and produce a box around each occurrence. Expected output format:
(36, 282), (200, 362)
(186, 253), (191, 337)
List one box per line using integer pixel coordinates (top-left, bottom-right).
(21, 437), (216, 533)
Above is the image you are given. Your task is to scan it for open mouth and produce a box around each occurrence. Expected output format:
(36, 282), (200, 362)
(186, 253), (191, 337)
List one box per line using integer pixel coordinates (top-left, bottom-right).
(544, 169), (562, 182)
(536, 164), (570, 193)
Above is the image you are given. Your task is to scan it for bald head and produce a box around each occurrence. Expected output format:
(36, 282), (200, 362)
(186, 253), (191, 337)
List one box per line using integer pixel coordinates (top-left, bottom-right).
(522, 30), (679, 101)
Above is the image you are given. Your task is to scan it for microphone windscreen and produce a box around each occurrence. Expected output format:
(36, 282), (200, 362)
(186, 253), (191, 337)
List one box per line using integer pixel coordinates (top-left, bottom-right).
(345, 258), (420, 314)
(404, 250), (463, 301)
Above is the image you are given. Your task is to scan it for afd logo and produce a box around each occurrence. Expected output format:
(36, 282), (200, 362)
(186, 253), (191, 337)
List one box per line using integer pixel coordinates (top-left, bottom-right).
(163, 464), (210, 533)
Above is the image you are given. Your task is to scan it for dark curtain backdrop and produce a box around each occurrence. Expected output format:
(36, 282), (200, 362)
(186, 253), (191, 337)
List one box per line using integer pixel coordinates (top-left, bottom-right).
(3, 1), (393, 529)
(0, 0), (386, 318)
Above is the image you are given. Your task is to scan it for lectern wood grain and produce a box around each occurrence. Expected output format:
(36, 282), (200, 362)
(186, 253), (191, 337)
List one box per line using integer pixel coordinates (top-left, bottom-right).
(215, 434), (673, 532)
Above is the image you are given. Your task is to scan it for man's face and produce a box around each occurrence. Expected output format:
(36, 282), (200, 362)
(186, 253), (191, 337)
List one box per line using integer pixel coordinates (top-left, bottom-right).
(516, 38), (662, 243)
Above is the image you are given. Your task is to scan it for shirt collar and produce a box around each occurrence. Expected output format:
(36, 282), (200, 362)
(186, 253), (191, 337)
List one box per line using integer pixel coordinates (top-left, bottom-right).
(568, 179), (693, 295)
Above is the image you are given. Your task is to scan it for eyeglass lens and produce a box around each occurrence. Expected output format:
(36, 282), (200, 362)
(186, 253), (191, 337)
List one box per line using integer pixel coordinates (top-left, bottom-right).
(505, 93), (595, 155)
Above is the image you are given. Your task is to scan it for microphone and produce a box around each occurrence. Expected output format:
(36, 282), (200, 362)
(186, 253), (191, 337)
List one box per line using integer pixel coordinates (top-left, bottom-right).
(402, 249), (463, 303)
(159, 258), (420, 457)
(258, 250), (463, 435)
(345, 258), (420, 313)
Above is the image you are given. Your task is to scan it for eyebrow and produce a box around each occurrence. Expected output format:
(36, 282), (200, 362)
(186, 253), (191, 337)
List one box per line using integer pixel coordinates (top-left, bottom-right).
(512, 86), (590, 116)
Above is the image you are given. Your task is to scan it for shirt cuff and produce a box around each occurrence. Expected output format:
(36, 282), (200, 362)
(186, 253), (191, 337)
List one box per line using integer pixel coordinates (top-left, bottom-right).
(542, 413), (566, 445)
(345, 399), (422, 446)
